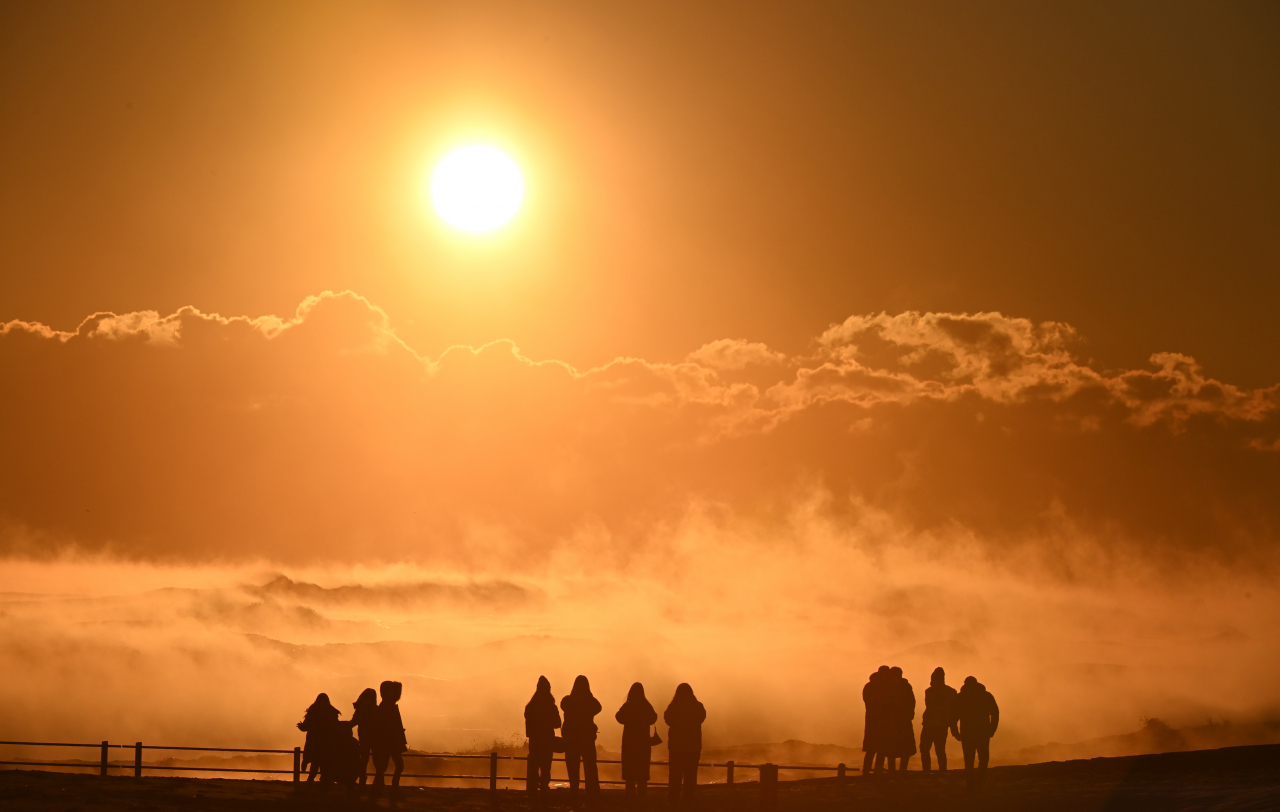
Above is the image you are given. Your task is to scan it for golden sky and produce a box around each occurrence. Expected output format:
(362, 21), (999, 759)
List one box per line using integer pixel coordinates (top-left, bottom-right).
(1, 1), (1279, 759)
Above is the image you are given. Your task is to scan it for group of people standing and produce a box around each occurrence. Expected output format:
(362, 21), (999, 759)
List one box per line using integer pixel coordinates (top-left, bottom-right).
(862, 666), (1000, 789)
(524, 676), (706, 802)
(296, 680), (408, 793)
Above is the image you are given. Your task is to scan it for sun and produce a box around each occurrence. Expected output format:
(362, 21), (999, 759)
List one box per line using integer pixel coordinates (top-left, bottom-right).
(429, 144), (524, 233)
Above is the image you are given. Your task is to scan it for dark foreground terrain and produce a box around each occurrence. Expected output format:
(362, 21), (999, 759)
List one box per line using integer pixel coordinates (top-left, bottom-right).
(4, 744), (1279, 812)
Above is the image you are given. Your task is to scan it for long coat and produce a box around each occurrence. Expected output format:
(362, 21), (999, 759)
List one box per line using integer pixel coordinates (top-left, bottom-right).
(861, 674), (885, 753)
(615, 699), (658, 781)
(884, 676), (917, 758)
(663, 697), (706, 762)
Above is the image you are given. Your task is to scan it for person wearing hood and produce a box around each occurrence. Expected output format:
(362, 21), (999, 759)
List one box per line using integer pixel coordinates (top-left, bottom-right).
(371, 680), (407, 794)
(525, 676), (562, 793)
(615, 682), (658, 798)
(885, 666), (917, 772)
(561, 675), (601, 795)
(297, 693), (342, 783)
(664, 683), (706, 802)
(919, 668), (959, 773)
(861, 666), (890, 775)
(954, 677), (999, 790)
(350, 688), (378, 786)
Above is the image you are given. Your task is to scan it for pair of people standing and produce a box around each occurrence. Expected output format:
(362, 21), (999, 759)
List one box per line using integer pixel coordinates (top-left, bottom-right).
(523, 676), (706, 802)
(296, 680), (406, 791)
(916, 669), (1001, 789)
(861, 666), (916, 773)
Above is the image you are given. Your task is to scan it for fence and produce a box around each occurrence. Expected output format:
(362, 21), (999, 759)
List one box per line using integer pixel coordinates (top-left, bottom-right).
(0, 739), (856, 798)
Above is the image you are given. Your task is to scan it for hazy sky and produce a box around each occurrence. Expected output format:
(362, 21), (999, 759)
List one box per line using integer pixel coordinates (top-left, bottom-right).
(2, 1), (1278, 382)
(2, 0), (1279, 755)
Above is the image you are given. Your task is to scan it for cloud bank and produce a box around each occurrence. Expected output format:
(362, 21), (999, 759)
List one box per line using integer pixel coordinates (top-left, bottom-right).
(2, 291), (1277, 566)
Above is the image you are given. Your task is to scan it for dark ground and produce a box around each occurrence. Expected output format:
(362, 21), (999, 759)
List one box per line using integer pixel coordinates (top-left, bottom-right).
(4, 744), (1279, 812)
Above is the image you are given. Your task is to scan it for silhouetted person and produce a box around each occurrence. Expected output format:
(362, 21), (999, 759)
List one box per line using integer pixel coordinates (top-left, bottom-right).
(664, 683), (706, 802)
(371, 680), (407, 795)
(525, 675), (562, 793)
(615, 682), (658, 799)
(954, 676), (999, 790)
(350, 688), (378, 787)
(884, 666), (916, 773)
(561, 675), (601, 796)
(861, 666), (890, 775)
(297, 693), (341, 783)
(919, 668), (959, 773)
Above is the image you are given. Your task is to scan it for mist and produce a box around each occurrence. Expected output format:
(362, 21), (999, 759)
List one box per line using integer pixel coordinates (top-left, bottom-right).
(4, 501), (1277, 762)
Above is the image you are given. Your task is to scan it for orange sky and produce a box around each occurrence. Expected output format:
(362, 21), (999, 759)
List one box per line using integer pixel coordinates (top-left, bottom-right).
(2, 0), (1279, 756)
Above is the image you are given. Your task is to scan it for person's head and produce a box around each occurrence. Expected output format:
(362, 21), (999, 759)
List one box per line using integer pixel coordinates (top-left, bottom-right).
(890, 666), (903, 679)
(309, 693), (331, 710)
(931, 667), (945, 686)
(380, 680), (403, 703)
(571, 675), (592, 696)
(672, 683), (695, 703)
(535, 675), (551, 695)
(877, 665), (890, 675)
(963, 676), (978, 689)
(627, 682), (646, 702)
(355, 688), (377, 709)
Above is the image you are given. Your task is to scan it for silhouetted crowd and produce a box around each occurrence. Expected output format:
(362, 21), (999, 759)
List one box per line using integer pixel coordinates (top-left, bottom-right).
(862, 665), (1000, 789)
(295, 680), (406, 793)
(525, 676), (706, 802)
(295, 667), (997, 795)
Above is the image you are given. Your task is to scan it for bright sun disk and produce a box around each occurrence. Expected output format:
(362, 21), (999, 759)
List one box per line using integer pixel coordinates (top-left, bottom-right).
(429, 145), (524, 233)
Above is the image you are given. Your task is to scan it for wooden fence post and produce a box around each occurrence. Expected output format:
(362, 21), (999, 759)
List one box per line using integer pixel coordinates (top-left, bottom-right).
(134, 743), (142, 778)
(100, 741), (108, 776)
(837, 762), (846, 782)
(726, 760), (734, 785)
(293, 746), (301, 782)
(490, 751), (498, 792)
(759, 763), (777, 808)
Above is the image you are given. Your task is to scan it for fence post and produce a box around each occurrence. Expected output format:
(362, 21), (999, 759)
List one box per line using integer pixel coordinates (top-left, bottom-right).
(100, 741), (109, 776)
(837, 762), (845, 782)
(293, 746), (301, 782)
(726, 760), (734, 785)
(759, 763), (777, 809)
(490, 751), (498, 792)
(134, 743), (142, 778)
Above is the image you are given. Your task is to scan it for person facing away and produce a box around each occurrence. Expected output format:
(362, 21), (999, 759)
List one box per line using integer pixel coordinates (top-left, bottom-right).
(615, 682), (658, 798)
(297, 693), (342, 783)
(884, 666), (917, 773)
(524, 675), (562, 793)
(954, 676), (999, 790)
(371, 680), (407, 794)
(861, 666), (890, 775)
(919, 667), (959, 773)
(560, 675), (601, 795)
(350, 688), (378, 786)
(664, 683), (706, 803)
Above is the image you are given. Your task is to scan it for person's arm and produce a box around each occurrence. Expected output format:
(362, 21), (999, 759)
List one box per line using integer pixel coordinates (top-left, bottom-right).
(696, 703), (706, 724)
(589, 697), (601, 716)
(615, 707), (626, 725)
(553, 706), (562, 730)
(988, 695), (1000, 737)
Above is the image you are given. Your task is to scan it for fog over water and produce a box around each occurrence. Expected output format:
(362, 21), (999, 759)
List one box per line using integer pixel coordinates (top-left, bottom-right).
(3, 294), (1279, 759)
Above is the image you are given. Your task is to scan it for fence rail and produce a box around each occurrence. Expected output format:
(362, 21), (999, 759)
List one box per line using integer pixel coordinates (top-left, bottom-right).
(0, 739), (857, 797)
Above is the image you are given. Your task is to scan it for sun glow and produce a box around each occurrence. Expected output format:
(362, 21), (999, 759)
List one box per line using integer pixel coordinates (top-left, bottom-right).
(429, 145), (524, 233)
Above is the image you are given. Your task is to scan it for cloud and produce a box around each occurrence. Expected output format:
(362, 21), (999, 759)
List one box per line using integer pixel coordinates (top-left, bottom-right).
(1, 293), (1277, 565)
